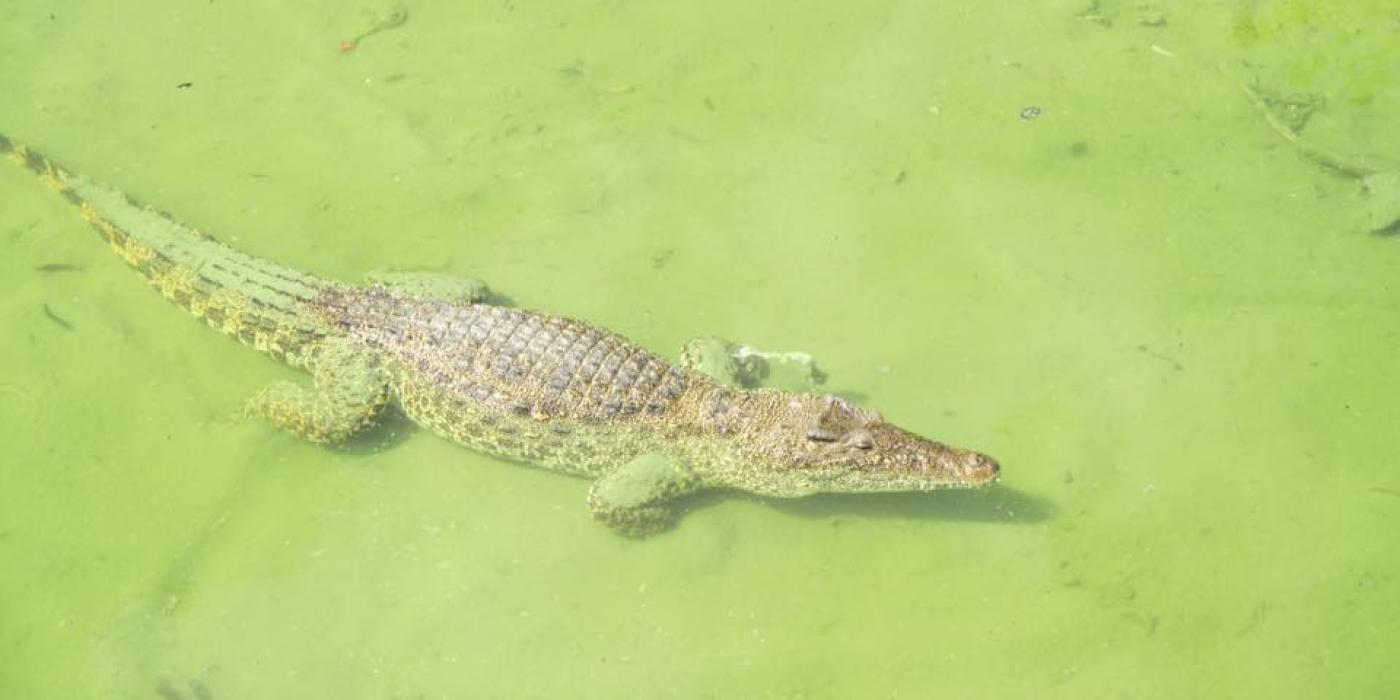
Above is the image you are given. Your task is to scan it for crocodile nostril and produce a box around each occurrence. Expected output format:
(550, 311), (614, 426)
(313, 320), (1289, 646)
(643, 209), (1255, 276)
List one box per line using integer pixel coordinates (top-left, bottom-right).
(979, 455), (1000, 479)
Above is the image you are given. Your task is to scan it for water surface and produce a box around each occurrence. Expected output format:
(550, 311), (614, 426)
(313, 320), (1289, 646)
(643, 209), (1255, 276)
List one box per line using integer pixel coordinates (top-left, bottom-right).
(1, 1), (1396, 697)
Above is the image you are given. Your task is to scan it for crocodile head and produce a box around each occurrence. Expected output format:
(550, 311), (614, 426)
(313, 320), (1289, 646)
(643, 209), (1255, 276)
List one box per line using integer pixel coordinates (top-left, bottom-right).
(711, 392), (999, 496)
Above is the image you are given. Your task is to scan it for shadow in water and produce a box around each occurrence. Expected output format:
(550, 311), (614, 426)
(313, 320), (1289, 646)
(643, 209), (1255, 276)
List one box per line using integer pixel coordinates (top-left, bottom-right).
(336, 406), (418, 455)
(482, 289), (518, 307)
(688, 484), (1055, 526)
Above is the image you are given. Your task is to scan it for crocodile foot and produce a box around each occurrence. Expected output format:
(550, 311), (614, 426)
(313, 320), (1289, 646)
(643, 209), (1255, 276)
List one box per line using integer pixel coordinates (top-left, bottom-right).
(246, 338), (390, 443)
(588, 453), (702, 536)
(680, 335), (825, 391)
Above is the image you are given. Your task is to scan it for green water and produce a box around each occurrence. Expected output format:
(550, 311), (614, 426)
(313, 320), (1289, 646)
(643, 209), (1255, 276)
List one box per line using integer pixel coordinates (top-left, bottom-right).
(2, 1), (1397, 697)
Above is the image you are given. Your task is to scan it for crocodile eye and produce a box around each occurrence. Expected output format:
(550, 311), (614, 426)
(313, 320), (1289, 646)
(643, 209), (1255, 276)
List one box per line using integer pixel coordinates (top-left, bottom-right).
(806, 428), (839, 442)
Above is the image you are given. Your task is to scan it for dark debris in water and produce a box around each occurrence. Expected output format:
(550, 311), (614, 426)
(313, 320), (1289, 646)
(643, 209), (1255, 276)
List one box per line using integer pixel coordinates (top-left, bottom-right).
(41, 303), (73, 331)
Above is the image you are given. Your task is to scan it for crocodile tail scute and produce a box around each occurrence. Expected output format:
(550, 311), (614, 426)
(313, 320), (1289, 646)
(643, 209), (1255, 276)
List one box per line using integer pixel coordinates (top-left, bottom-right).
(2, 132), (332, 365)
(2, 133), (167, 273)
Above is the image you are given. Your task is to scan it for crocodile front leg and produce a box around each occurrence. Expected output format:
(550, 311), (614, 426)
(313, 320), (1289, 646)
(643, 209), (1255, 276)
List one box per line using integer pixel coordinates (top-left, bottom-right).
(681, 335), (825, 391)
(247, 338), (390, 443)
(588, 454), (702, 536)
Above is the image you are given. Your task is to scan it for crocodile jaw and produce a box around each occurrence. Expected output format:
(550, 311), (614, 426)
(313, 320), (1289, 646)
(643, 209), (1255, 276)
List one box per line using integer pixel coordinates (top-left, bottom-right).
(802, 428), (1001, 494)
(702, 390), (1000, 497)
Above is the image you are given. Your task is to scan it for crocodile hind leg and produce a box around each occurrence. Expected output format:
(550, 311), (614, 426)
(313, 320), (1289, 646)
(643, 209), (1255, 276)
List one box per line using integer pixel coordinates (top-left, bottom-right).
(246, 338), (390, 443)
(364, 270), (492, 303)
(588, 454), (702, 536)
(680, 335), (825, 391)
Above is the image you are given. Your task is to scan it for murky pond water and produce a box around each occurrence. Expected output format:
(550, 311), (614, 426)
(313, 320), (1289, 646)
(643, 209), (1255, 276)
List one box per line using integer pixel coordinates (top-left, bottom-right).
(2, 1), (1396, 697)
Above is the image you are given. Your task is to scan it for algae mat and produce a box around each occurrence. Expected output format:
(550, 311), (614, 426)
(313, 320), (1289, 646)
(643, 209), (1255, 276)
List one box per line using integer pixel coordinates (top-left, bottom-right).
(1, 1), (1396, 697)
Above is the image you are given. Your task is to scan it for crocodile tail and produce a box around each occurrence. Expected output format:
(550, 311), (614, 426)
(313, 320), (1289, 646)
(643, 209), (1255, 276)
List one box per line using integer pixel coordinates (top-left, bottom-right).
(1, 133), (333, 365)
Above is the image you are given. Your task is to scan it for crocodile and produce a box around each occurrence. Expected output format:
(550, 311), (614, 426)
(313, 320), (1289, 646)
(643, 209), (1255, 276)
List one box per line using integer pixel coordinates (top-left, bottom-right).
(1, 134), (1000, 535)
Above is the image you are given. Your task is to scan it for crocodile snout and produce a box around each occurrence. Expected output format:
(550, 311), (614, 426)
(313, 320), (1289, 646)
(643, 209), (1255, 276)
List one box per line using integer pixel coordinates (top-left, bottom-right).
(962, 452), (1000, 484)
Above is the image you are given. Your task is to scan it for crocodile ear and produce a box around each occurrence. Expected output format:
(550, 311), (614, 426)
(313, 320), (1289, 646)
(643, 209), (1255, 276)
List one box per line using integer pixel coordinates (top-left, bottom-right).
(813, 396), (860, 433)
(807, 398), (881, 444)
(817, 395), (882, 429)
(815, 396), (848, 431)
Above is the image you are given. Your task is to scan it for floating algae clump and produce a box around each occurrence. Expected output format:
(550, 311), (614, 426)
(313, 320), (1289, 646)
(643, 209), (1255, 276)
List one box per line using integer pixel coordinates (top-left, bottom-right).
(1232, 0), (1400, 233)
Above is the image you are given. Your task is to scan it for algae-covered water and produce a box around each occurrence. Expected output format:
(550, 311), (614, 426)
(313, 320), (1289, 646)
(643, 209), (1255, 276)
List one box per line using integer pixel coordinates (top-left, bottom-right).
(2, 1), (1397, 697)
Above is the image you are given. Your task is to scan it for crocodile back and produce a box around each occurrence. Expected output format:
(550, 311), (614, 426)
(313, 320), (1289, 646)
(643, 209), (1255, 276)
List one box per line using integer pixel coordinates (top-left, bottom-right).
(321, 288), (693, 425)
